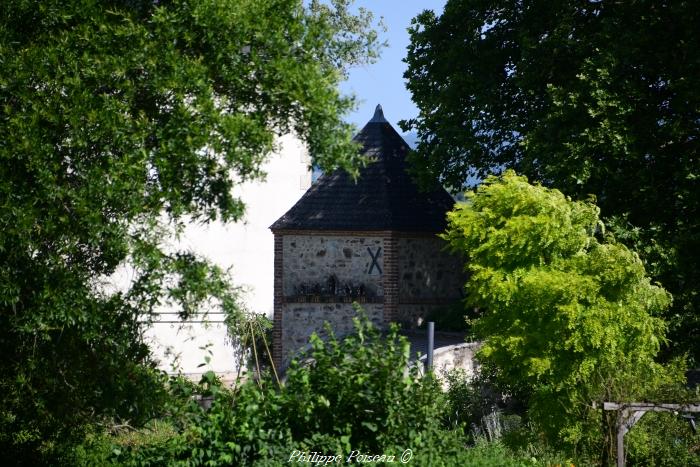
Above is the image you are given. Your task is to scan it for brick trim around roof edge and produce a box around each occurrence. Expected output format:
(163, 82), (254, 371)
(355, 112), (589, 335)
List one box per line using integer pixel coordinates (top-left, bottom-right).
(270, 229), (445, 238)
(383, 233), (399, 325)
(272, 234), (284, 373)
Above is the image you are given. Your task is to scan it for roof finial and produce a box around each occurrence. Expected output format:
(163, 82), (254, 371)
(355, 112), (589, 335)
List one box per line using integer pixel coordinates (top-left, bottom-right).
(370, 104), (387, 123)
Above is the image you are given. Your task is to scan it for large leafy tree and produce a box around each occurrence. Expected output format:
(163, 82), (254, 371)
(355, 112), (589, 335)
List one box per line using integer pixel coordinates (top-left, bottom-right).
(0, 0), (380, 461)
(403, 0), (699, 361)
(442, 171), (682, 455)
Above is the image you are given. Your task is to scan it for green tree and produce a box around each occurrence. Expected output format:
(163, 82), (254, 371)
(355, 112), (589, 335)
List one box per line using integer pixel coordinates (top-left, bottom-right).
(0, 0), (381, 461)
(403, 0), (700, 362)
(442, 171), (683, 455)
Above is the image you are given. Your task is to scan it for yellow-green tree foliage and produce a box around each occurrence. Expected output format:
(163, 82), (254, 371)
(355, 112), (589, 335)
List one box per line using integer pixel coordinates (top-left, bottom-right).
(403, 0), (700, 364)
(443, 170), (676, 448)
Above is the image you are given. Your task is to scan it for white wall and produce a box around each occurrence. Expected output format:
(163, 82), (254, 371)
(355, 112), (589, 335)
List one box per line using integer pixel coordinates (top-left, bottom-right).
(145, 134), (311, 380)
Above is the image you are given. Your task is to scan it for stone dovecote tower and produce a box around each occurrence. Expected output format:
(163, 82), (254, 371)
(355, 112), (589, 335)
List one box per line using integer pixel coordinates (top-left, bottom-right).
(270, 105), (465, 370)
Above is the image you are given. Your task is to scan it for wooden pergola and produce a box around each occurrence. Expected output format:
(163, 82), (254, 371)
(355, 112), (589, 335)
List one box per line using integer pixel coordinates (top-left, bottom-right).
(598, 401), (700, 467)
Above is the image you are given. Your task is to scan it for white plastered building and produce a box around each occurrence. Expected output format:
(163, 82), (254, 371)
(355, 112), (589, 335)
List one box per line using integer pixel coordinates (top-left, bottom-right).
(144, 134), (311, 381)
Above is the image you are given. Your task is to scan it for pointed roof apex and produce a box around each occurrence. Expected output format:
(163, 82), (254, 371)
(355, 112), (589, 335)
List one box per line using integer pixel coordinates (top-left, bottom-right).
(270, 103), (455, 233)
(369, 104), (387, 123)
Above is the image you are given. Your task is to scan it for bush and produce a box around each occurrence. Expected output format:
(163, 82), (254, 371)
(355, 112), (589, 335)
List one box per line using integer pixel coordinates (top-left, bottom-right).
(82, 314), (606, 465)
(93, 315), (463, 464)
(280, 315), (446, 454)
(626, 412), (700, 466)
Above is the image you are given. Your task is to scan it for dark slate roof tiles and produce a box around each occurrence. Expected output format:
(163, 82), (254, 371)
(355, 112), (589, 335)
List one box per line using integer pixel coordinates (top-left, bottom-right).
(270, 105), (454, 232)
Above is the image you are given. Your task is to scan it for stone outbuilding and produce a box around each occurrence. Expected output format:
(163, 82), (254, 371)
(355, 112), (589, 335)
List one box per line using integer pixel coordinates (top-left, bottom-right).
(270, 106), (465, 369)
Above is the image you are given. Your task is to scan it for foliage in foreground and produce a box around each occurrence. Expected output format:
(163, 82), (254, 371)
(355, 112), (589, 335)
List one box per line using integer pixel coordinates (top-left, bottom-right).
(80, 316), (698, 466)
(0, 0), (382, 462)
(626, 411), (700, 467)
(73, 316), (569, 466)
(443, 171), (689, 458)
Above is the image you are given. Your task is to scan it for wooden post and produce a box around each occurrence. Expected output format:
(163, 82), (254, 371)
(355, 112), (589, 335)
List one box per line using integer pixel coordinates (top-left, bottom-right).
(615, 409), (645, 467)
(598, 402), (700, 467)
(616, 410), (626, 467)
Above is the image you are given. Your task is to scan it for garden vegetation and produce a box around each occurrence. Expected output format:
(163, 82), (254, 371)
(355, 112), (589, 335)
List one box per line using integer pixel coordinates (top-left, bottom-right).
(1, 0), (698, 465)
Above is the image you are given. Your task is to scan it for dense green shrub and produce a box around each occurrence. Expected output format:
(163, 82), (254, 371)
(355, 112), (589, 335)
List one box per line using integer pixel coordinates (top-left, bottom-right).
(280, 317), (446, 454)
(80, 314), (582, 465)
(87, 316), (447, 464)
(626, 412), (700, 466)
(441, 369), (502, 433)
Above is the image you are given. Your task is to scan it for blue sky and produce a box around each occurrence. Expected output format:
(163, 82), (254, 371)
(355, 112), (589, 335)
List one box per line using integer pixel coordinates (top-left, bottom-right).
(340, 1), (447, 133)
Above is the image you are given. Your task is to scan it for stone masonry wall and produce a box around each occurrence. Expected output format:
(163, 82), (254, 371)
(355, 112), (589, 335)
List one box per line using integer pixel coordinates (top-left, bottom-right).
(398, 237), (464, 302)
(281, 303), (383, 365)
(283, 235), (385, 298)
(274, 233), (467, 369)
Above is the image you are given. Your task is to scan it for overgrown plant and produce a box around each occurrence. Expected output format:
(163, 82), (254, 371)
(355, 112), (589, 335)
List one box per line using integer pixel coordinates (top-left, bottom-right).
(626, 411), (700, 467)
(281, 315), (445, 453)
(101, 315), (453, 464)
(442, 171), (687, 458)
(80, 314), (584, 465)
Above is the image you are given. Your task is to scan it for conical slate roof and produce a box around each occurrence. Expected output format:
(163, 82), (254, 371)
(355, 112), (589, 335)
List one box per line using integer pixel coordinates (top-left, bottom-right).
(270, 105), (455, 232)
